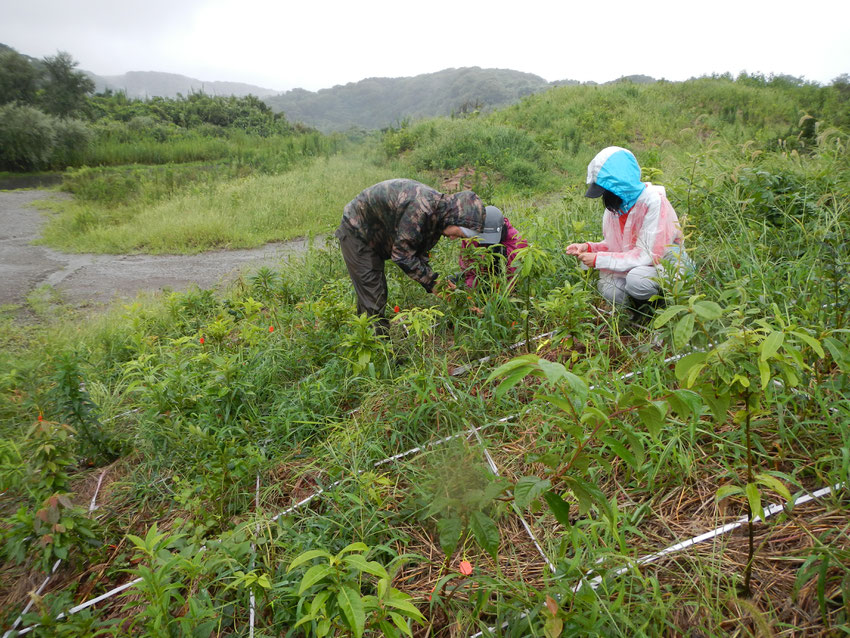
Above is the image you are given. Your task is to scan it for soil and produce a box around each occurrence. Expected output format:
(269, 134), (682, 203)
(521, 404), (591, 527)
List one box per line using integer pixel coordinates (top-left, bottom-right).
(0, 189), (322, 310)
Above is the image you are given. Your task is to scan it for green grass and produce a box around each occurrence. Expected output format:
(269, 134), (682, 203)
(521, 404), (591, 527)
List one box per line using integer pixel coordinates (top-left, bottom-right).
(1, 76), (849, 636)
(38, 152), (404, 253)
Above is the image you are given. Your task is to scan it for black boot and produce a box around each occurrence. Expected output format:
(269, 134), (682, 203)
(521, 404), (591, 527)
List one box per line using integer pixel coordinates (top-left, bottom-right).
(627, 295), (664, 325)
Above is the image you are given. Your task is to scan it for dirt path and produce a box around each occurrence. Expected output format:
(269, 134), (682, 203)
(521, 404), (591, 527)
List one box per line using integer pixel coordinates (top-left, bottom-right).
(0, 190), (322, 309)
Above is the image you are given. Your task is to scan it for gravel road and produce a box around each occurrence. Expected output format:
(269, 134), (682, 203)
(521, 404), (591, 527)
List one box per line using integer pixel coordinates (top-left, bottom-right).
(0, 190), (320, 309)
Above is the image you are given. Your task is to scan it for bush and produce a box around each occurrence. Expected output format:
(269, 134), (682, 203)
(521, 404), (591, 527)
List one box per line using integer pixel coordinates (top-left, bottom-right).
(127, 115), (176, 142)
(406, 118), (544, 175)
(51, 117), (93, 168)
(0, 103), (56, 171)
(504, 157), (541, 189)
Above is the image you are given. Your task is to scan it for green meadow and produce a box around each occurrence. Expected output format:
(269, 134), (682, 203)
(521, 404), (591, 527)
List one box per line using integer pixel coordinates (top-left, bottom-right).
(1, 75), (849, 636)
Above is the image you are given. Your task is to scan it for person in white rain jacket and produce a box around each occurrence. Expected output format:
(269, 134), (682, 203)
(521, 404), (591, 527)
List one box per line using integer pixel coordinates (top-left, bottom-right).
(566, 146), (691, 306)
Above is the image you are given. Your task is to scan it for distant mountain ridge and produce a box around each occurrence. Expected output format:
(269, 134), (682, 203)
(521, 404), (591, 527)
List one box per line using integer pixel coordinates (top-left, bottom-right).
(264, 67), (555, 132)
(2, 43), (662, 131)
(262, 70), (660, 133)
(88, 70), (280, 99)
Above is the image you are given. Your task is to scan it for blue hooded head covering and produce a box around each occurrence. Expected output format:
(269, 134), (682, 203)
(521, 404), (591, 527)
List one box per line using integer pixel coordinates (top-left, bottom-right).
(585, 147), (646, 215)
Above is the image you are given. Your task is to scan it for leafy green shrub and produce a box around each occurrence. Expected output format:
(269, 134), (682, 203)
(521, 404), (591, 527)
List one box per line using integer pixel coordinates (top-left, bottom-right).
(732, 165), (828, 223)
(381, 119), (420, 157)
(48, 351), (120, 464)
(503, 157), (541, 189)
(122, 524), (219, 636)
(286, 542), (425, 637)
(89, 118), (135, 143)
(50, 117), (92, 168)
(406, 119), (544, 175)
(3, 493), (99, 572)
(339, 314), (393, 377)
(0, 103), (55, 171)
(126, 114), (175, 142)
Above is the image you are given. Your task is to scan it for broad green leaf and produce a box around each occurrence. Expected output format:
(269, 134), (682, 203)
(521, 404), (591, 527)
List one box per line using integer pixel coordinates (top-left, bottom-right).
(390, 610), (416, 636)
(485, 355), (537, 385)
(686, 362), (707, 388)
(673, 313), (695, 350)
(668, 389), (702, 419)
(378, 620), (402, 638)
(192, 620), (219, 638)
(385, 597), (427, 623)
(483, 478), (509, 503)
(783, 365), (799, 388)
(700, 387), (731, 423)
(426, 495), (451, 517)
(298, 564), (333, 595)
(436, 517), (463, 556)
(732, 373), (750, 389)
(337, 585), (366, 638)
(543, 491), (571, 527)
(755, 473), (792, 502)
(288, 549), (332, 572)
(580, 406), (609, 426)
(715, 484), (743, 501)
(536, 358), (568, 385)
(758, 358), (770, 390)
(387, 592), (426, 623)
(336, 542), (369, 557)
(495, 366), (533, 400)
(565, 475), (614, 520)
(377, 577), (389, 600)
(310, 590), (331, 615)
(760, 331), (784, 361)
(469, 511), (500, 560)
(674, 351), (707, 382)
(343, 554), (389, 580)
(293, 614), (317, 630)
(514, 476), (552, 509)
(622, 428), (646, 466)
(637, 402), (666, 439)
(652, 304), (686, 328)
(823, 336), (850, 372)
(601, 435), (637, 468)
(545, 614), (564, 638)
(693, 300), (723, 320)
(562, 370), (589, 410)
(126, 534), (146, 551)
(745, 482), (765, 522)
(791, 330), (825, 358)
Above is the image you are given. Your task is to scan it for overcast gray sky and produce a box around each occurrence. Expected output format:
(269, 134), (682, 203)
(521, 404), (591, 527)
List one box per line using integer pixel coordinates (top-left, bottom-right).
(2, 0), (848, 92)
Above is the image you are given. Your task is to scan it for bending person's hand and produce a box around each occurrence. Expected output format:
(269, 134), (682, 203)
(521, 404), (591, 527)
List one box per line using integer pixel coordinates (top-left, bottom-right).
(578, 252), (596, 268)
(566, 243), (588, 255)
(432, 278), (456, 300)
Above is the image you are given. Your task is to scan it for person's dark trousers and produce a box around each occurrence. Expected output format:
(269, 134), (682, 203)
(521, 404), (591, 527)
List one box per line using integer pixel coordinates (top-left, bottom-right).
(335, 225), (390, 335)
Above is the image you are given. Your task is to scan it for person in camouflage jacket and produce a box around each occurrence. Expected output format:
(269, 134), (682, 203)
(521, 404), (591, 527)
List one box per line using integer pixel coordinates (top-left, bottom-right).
(335, 179), (486, 330)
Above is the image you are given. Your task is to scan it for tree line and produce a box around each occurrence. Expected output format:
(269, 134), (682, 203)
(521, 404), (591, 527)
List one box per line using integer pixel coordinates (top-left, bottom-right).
(0, 47), (298, 172)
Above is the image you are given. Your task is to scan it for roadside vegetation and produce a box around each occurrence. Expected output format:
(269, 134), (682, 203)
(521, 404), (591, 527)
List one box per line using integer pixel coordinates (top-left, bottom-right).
(0, 54), (849, 636)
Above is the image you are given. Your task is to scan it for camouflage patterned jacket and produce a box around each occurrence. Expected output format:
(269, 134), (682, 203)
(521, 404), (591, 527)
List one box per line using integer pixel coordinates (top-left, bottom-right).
(339, 179), (485, 292)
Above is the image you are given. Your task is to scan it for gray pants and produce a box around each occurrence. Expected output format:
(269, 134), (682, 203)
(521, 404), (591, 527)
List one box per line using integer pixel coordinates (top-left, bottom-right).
(597, 249), (692, 305)
(335, 225), (389, 331)
(598, 266), (660, 305)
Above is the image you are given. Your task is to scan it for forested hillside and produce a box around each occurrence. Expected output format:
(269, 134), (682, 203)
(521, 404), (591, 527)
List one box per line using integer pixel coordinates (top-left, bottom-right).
(264, 66), (554, 131)
(89, 71), (280, 99)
